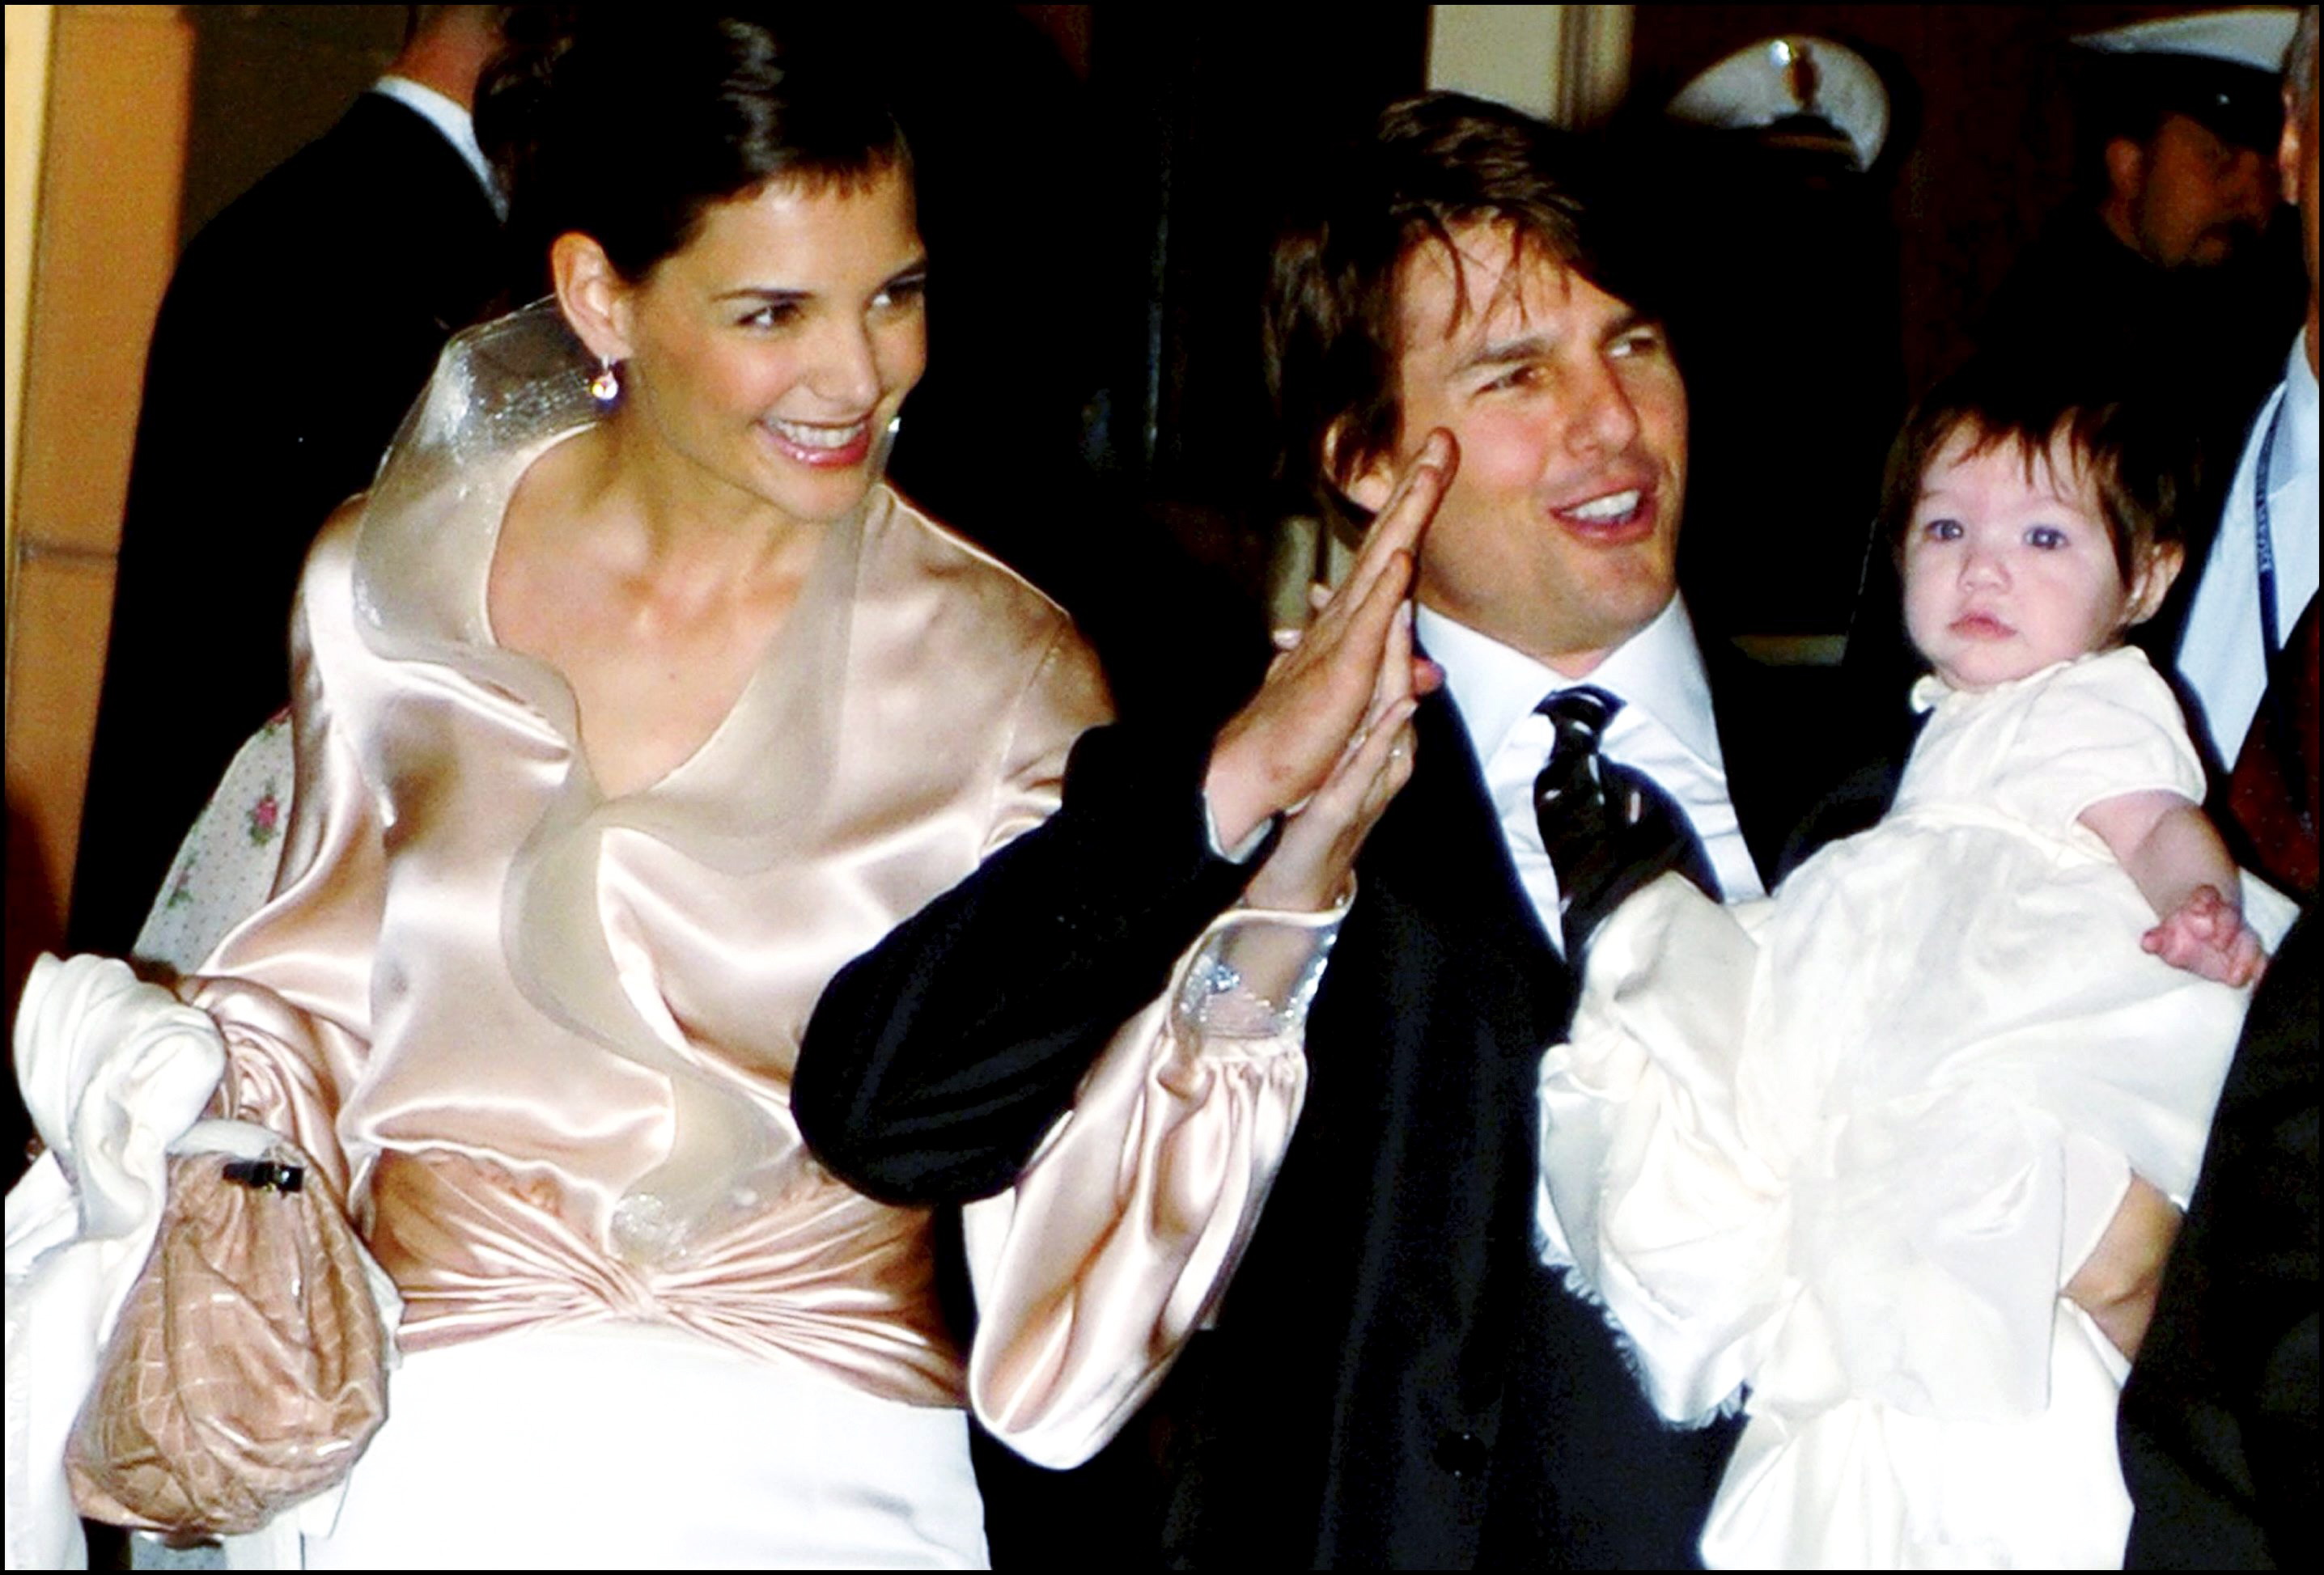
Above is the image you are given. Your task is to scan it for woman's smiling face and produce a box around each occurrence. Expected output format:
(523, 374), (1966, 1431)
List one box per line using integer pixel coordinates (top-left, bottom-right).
(603, 166), (928, 530)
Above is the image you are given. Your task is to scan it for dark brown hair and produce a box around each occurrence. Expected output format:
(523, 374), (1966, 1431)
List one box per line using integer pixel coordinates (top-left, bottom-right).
(1880, 359), (2195, 582)
(477, 11), (912, 286)
(1264, 93), (1658, 532)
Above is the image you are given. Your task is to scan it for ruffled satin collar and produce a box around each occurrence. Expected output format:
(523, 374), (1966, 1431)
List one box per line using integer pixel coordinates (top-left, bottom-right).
(343, 303), (895, 1243)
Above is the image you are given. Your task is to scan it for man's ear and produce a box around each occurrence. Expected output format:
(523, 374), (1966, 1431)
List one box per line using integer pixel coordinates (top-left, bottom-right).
(2125, 540), (2186, 626)
(1327, 419), (1398, 514)
(2105, 135), (2149, 205)
(550, 231), (635, 366)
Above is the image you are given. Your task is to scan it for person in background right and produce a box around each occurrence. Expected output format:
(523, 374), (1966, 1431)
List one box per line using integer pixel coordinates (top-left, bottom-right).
(1978, 7), (2305, 497)
(2177, 3), (2320, 896)
(2120, 8), (2318, 1568)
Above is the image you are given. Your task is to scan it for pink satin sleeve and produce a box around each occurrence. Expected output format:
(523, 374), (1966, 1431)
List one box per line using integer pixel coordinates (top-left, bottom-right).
(179, 520), (381, 1208)
(962, 903), (1337, 1469)
(950, 600), (1338, 1467)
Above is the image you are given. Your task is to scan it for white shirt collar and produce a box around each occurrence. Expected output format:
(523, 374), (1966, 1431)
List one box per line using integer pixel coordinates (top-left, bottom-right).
(370, 76), (505, 218)
(1415, 594), (1725, 773)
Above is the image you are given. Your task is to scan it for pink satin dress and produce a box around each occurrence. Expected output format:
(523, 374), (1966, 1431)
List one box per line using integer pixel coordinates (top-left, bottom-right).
(176, 307), (1324, 1561)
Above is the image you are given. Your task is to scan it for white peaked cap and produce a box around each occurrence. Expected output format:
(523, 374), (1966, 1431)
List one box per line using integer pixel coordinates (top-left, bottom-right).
(2075, 7), (2300, 74)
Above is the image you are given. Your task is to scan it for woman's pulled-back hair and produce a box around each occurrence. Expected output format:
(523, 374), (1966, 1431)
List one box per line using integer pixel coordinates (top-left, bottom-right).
(477, 10), (912, 286)
(1265, 92), (1660, 533)
(1880, 358), (2198, 582)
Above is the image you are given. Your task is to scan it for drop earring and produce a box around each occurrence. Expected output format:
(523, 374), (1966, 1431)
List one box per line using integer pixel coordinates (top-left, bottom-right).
(590, 358), (621, 404)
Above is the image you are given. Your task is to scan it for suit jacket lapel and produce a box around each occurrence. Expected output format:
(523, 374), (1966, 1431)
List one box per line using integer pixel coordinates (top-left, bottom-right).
(1704, 641), (1794, 889)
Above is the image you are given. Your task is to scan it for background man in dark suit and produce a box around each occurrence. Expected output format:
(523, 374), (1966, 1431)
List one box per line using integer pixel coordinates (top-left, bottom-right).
(69, 4), (508, 959)
(1978, 8), (2304, 504)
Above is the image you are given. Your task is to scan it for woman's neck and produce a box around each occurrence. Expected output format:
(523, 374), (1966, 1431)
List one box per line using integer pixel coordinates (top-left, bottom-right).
(584, 413), (828, 605)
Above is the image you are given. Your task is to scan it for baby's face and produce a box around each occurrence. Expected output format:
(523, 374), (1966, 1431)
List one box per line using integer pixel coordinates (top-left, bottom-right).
(1902, 431), (2158, 691)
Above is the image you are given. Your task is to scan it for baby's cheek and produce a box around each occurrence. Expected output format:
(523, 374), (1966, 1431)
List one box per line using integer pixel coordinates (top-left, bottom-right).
(1898, 563), (1946, 648)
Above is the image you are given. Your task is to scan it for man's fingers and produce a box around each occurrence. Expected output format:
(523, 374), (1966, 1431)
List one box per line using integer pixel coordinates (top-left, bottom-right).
(1330, 552), (1414, 708)
(1302, 431), (1451, 646)
(1325, 696), (1419, 804)
(1366, 435), (1452, 561)
(1336, 430), (1454, 614)
(1315, 701), (1389, 797)
(1361, 703), (1421, 815)
(1367, 596), (1417, 721)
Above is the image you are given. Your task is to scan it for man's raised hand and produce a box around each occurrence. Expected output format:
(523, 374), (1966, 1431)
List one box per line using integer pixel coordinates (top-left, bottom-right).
(1207, 431), (1455, 903)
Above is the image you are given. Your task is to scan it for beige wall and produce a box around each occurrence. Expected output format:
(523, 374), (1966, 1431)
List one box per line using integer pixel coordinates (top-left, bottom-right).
(5, 5), (193, 940)
(5, 5), (56, 625)
(1427, 4), (1632, 127)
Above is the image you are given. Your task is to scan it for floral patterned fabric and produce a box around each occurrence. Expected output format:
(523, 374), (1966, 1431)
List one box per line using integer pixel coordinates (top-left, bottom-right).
(132, 713), (295, 979)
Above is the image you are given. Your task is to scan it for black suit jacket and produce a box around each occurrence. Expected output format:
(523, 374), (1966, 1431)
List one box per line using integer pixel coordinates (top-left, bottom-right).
(2119, 908), (2317, 1570)
(798, 635), (1826, 1568)
(70, 92), (504, 957)
(1160, 656), (1806, 1569)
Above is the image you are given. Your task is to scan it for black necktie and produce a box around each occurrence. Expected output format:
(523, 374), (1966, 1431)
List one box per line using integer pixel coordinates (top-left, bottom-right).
(1533, 686), (1720, 955)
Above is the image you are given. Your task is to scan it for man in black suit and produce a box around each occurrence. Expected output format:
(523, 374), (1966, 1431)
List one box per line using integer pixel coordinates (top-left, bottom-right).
(798, 93), (2200, 1567)
(795, 96), (1811, 1566)
(69, 5), (508, 958)
(1160, 95), (1811, 1567)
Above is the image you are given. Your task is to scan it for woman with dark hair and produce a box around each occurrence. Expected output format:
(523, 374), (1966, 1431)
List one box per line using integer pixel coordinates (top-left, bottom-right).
(14, 13), (1441, 1567)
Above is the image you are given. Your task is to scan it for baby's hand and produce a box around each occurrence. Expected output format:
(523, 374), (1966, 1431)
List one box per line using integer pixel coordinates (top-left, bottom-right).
(2142, 884), (2267, 987)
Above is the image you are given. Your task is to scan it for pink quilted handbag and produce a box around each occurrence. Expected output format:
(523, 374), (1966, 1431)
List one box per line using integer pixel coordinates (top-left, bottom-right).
(65, 1143), (389, 1536)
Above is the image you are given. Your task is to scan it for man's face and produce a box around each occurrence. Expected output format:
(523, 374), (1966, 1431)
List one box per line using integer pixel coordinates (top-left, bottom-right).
(2284, 79), (2318, 328)
(1346, 223), (1686, 676)
(2116, 112), (2276, 268)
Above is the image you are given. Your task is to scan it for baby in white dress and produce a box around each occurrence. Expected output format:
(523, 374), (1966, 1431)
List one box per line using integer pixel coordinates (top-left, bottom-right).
(1536, 370), (2292, 1569)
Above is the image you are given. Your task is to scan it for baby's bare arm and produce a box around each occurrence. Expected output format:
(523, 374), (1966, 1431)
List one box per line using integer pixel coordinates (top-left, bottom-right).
(2062, 1173), (2180, 1360)
(2078, 790), (2265, 986)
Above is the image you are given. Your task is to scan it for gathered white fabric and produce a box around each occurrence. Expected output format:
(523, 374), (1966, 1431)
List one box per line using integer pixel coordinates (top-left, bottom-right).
(5, 955), (227, 1570)
(1538, 650), (2297, 1569)
(300, 1321), (985, 1569)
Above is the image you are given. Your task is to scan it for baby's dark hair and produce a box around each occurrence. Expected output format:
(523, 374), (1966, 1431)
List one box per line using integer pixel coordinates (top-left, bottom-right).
(1880, 359), (2195, 582)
